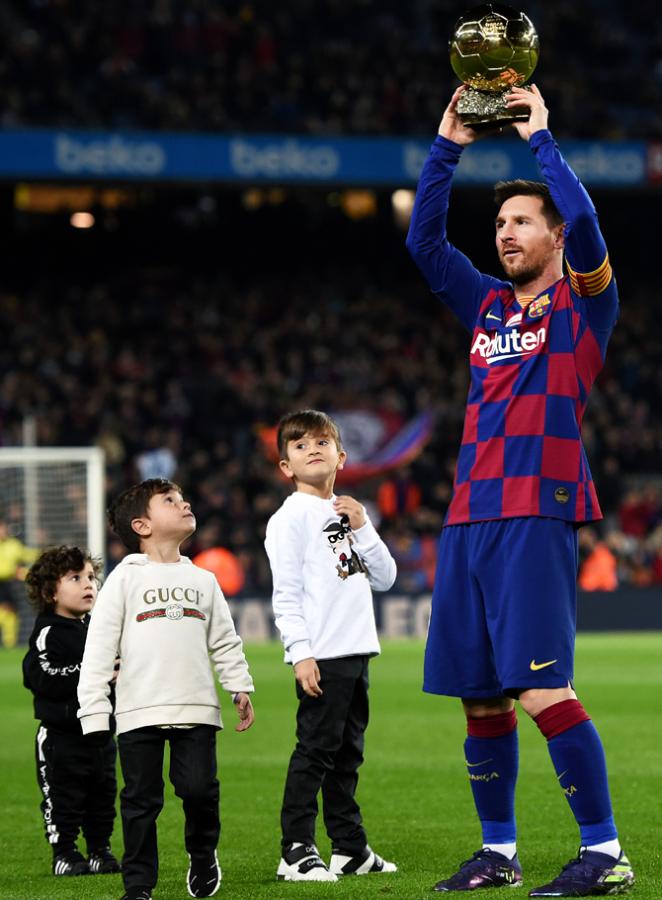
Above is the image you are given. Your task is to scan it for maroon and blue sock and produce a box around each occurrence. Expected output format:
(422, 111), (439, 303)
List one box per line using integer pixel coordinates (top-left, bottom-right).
(464, 709), (518, 844)
(534, 699), (618, 845)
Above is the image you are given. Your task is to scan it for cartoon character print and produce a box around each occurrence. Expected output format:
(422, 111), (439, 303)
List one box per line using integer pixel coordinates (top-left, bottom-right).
(323, 515), (368, 580)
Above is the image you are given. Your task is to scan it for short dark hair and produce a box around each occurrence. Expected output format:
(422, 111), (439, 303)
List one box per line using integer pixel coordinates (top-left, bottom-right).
(277, 410), (342, 460)
(25, 546), (102, 613)
(494, 179), (563, 228)
(108, 478), (181, 553)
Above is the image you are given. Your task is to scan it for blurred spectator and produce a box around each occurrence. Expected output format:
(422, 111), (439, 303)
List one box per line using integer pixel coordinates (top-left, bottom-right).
(578, 528), (618, 592)
(618, 487), (660, 537)
(2, 236), (662, 594)
(386, 525), (436, 594)
(135, 427), (178, 481)
(646, 525), (662, 583)
(592, 455), (623, 529)
(0, 1), (659, 139)
(377, 468), (421, 520)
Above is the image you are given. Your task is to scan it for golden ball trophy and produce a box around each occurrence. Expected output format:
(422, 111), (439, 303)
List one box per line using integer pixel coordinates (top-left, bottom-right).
(449, 3), (539, 128)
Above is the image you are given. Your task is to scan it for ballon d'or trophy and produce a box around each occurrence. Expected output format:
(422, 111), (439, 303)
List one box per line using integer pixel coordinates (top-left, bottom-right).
(449, 3), (539, 128)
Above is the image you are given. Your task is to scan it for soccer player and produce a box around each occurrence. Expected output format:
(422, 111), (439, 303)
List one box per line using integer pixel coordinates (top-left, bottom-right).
(0, 517), (39, 648)
(265, 410), (398, 882)
(406, 85), (634, 896)
(77, 479), (255, 900)
(23, 546), (119, 877)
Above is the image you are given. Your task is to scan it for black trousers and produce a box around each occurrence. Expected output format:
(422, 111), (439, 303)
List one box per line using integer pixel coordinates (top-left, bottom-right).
(281, 655), (370, 855)
(35, 725), (117, 856)
(118, 725), (220, 891)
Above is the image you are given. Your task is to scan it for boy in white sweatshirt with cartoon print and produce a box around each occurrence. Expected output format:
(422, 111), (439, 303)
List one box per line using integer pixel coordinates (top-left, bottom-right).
(265, 409), (398, 883)
(78, 478), (254, 900)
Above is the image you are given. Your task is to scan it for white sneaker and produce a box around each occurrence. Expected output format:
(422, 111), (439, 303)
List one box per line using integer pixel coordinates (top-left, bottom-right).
(277, 843), (338, 882)
(329, 846), (398, 876)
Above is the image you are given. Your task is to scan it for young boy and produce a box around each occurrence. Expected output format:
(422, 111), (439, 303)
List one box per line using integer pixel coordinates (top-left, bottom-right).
(77, 478), (255, 900)
(23, 546), (120, 878)
(265, 409), (398, 882)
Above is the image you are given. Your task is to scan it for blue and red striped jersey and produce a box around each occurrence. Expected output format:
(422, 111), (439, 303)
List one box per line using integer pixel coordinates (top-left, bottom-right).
(407, 130), (618, 525)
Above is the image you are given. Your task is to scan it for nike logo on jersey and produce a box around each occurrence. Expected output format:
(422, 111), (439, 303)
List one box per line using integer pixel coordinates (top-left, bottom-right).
(471, 326), (546, 364)
(529, 658), (557, 671)
(485, 311), (501, 322)
(465, 758), (493, 767)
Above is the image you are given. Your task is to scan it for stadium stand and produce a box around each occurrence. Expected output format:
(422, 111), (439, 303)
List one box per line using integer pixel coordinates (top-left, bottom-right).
(0, 0), (659, 138)
(1, 230), (660, 593)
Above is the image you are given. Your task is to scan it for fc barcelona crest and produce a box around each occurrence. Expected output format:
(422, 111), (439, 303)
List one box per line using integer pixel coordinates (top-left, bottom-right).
(528, 294), (551, 319)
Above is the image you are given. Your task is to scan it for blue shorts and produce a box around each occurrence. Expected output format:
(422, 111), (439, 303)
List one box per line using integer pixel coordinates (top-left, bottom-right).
(423, 517), (579, 698)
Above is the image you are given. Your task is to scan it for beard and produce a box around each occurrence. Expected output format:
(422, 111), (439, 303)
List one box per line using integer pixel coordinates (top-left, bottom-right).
(500, 254), (546, 286)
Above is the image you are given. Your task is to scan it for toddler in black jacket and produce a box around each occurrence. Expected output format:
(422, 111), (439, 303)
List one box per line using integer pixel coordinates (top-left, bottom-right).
(23, 546), (119, 878)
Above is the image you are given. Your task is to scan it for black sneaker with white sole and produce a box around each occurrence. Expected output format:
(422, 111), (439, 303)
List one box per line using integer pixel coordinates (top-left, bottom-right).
(277, 842), (338, 882)
(187, 850), (221, 897)
(52, 849), (90, 876)
(88, 846), (121, 874)
(329, 846), (398, 876)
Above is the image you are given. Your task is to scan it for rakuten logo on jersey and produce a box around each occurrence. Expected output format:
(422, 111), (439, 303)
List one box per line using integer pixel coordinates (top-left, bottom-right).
(471, 326), (546, 364)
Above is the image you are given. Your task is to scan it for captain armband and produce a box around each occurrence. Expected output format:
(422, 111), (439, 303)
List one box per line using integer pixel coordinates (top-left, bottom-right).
(566, 253), (613, 297)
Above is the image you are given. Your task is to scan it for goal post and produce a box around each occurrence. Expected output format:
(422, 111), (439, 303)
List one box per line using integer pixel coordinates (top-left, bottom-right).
(0, 446), (106, 562)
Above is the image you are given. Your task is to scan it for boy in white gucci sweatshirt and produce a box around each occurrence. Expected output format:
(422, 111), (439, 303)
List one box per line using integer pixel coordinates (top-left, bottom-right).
(78, 478), (254, 900)
(265, 409), (398, 883)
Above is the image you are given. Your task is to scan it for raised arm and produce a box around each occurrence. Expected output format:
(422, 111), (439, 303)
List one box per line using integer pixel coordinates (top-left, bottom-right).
(406, 87), (501, 332)
(332, 495), (397, 591)
(353, 520), (396, 591)
(508, 86), (618, 334)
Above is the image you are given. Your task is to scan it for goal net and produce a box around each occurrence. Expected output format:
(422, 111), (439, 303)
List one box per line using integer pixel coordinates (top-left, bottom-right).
(0, 447), (105, 558)
(0, 447), (105, 643)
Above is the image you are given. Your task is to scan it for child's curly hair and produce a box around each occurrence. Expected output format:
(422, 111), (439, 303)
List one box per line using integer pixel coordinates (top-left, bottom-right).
(25, 546), (103, 613)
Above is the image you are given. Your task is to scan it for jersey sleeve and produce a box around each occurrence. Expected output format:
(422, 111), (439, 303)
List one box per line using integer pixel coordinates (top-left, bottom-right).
(264, 510), (312, 665)
(530, 129), (618, 335)
(406, 135), (501, 332)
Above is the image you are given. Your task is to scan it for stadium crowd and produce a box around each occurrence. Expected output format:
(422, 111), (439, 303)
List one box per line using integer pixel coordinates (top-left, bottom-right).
(0, 0), (660, 139)
(1, 249), (661, 596)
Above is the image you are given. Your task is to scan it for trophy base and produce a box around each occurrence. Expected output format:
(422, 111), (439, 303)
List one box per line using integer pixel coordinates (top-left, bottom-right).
(457, 86), (531, 130)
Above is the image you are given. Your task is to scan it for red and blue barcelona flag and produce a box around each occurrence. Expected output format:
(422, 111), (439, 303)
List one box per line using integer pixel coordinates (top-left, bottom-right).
(259, 409), (434, 484)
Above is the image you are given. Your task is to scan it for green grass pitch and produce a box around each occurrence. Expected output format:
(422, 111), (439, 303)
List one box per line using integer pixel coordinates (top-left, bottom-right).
(1, 634), (660, 899)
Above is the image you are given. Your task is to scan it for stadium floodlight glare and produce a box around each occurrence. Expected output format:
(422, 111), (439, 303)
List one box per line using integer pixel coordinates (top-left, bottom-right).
(0, 446), (106, 562)
(391, 189), (415, 214)
(391, 189), (415, 228)
(70, 211), (95, 228)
